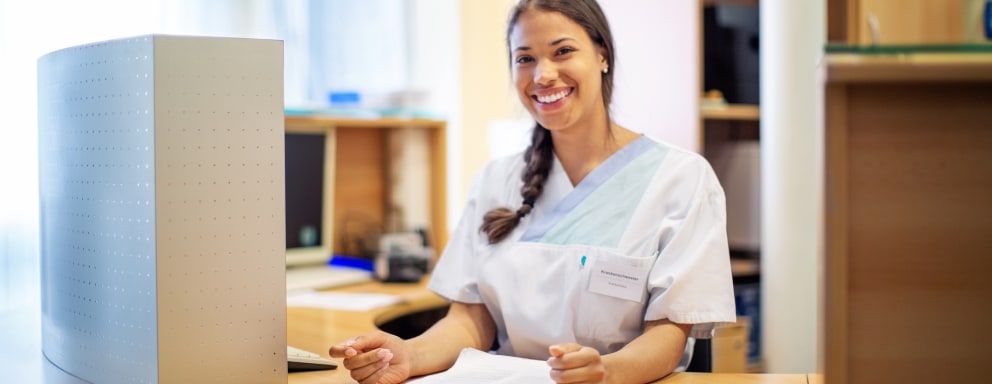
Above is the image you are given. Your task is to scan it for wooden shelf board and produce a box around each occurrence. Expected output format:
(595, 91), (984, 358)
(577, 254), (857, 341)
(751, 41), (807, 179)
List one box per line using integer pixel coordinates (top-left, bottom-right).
(826, 53), (992, 83)
(702, 104), (760, 121)
(285, 115), (446, 132)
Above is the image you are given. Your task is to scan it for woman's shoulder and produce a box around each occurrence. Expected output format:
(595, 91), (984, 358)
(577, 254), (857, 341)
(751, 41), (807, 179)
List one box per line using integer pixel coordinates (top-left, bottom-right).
(640, 136), (715, 174)
(635, 136), (726, 212)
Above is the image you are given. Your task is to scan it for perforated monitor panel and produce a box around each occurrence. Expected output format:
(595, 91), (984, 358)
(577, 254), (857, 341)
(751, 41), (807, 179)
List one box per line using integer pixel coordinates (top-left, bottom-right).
(38, 35), (286, 384)
(153, 36), (286, 383)
(39, 36), (159, 384)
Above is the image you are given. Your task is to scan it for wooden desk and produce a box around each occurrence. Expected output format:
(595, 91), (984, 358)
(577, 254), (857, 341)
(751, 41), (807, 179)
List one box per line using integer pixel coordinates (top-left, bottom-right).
(287, 279), (447, 384)
(2, 280), (806, 383)
(286, 280), (807, 384)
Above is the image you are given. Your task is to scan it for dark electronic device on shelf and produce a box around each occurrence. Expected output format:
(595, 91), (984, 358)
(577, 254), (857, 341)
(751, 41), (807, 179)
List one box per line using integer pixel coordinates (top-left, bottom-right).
(375, 229), (434, 283)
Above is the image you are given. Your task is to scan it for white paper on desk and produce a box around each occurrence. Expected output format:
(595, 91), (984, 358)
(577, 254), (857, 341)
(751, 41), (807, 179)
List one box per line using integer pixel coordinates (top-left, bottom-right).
(286, 291), (402, 311)
(409, 348), (552, 384)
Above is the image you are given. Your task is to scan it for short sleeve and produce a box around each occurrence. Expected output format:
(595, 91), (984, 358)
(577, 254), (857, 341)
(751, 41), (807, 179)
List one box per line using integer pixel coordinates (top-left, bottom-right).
(643, 155), (736, 339)
(427, 171), (487, 304)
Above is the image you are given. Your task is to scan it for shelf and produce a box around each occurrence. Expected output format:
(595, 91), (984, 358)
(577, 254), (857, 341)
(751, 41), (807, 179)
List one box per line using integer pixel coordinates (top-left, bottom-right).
(825, 53), (992, 83)
(825, 43), (992, 55)
(701, 104), (760, 121)
(730, 258), (760, 277)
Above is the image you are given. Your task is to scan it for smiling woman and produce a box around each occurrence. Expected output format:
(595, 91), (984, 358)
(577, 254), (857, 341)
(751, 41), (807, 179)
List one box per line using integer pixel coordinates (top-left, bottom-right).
(328, 1), (736, 384)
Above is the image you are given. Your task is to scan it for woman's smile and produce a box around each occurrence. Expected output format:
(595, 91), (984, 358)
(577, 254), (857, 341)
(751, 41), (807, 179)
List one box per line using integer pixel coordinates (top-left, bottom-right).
(532, 87), (574, 111)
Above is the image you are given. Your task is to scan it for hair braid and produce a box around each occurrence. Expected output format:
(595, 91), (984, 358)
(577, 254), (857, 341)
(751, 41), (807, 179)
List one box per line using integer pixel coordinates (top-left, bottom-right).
(480, 125), (554, 244)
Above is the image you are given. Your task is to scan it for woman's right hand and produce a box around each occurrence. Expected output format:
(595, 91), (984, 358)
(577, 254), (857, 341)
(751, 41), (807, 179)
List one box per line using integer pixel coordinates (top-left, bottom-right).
(329, 331), (412, 384)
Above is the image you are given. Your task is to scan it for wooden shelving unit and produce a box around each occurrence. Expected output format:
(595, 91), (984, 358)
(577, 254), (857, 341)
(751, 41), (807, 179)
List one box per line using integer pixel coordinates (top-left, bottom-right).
(284, 115), (448, 256)
(698, 0), (762, 374)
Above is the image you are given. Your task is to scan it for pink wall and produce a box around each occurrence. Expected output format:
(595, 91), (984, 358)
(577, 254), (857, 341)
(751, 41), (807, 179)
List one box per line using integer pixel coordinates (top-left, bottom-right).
(599, 1), (700, 152)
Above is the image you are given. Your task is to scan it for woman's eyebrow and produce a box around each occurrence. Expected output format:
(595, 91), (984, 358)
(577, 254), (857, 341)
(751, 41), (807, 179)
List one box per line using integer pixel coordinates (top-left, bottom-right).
(549, 37), (577, 46)
(513, 37), (578, 53)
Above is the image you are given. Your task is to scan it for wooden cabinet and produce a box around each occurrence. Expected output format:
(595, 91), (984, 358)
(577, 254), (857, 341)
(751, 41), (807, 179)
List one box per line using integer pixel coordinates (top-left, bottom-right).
(824, 2), (992, 381)
(821, 53), (992, 384)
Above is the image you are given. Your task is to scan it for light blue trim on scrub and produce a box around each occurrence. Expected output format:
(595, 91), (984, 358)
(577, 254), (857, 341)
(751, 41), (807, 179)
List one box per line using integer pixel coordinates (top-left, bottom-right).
(519, 136), (668, 247)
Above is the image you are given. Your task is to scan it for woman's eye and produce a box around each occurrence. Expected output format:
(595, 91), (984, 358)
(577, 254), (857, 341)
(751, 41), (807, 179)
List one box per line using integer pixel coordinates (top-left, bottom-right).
(515, 56), (534, 64)
(556, 47), (576, 56)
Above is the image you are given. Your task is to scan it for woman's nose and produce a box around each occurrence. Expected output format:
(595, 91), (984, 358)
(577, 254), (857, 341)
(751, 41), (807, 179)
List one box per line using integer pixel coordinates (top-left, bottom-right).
(534, 59), (557, 86)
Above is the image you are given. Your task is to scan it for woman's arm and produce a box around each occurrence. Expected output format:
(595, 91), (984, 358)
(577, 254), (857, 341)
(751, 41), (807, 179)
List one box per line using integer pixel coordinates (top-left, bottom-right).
(330, 302), (496, 384)
(602, 319), (691, 383)
(405, 302), (497, 376)
(547, 319), (691, 384)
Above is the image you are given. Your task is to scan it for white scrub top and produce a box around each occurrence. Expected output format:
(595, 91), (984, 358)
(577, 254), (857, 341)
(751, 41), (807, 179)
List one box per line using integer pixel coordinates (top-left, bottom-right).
(428, 135), (736, 360)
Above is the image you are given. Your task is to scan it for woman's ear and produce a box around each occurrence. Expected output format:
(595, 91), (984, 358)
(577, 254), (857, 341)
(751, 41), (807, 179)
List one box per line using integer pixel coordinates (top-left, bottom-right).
(597, 48), (609, 73)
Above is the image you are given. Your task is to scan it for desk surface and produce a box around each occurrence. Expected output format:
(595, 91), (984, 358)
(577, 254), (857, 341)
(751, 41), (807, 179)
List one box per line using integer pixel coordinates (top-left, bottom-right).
(287, 279), (449, 383)
(0, 279), (807, 383)
(287, 280), (808, 384)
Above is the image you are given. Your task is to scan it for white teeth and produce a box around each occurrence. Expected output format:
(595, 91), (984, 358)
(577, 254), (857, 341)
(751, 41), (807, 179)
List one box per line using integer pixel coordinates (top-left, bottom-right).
(537, 89), (569, 104)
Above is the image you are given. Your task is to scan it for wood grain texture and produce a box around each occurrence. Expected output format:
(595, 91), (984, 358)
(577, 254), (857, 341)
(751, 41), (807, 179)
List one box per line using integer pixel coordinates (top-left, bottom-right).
(823, 57), (992, 384)
(857, 0), (964, 44)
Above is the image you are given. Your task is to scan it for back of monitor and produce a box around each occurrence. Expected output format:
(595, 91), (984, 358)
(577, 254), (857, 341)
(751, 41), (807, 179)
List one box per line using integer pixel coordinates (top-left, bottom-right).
(38, 35), (286, 384)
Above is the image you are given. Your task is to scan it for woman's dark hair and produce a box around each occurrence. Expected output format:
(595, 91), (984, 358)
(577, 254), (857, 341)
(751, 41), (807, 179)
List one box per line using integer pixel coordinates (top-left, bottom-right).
(480, 0), (616, 244)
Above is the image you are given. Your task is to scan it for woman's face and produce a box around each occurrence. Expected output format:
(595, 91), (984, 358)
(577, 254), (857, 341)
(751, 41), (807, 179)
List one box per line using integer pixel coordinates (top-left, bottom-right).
(509, 9), (608, 133)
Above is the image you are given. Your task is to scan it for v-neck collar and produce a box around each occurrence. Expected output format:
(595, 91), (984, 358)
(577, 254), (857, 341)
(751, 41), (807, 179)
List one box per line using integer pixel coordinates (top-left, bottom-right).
(520, 135), (655, 242)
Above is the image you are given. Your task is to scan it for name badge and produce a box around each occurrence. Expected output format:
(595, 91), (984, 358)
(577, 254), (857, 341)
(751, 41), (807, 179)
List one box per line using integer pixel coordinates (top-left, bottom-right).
(587, 255), (651, 303)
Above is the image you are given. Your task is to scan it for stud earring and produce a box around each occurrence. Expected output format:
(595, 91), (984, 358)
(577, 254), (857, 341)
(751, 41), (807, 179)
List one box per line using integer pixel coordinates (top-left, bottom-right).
(602, 67), (609, 74)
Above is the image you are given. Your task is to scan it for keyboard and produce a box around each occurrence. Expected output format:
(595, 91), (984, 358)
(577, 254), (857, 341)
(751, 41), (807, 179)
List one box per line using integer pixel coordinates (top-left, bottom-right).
(287, 345), (337, 371)
(286, 265), (373, 292)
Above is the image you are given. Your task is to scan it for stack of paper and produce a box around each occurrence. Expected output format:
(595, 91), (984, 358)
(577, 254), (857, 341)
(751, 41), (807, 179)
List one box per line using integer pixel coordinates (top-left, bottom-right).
(410, 348), (552, 384)
(286, 292), (402, 311)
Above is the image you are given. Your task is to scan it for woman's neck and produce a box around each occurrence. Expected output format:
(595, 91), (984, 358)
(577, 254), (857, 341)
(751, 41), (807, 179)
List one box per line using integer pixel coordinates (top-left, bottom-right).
(551, 122), (640, 186)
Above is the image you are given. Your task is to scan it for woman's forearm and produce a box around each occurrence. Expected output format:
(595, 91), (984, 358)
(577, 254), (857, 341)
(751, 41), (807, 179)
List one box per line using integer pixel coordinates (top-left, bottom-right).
(601, 320), (692, 384)
(405, 302), (497, 377)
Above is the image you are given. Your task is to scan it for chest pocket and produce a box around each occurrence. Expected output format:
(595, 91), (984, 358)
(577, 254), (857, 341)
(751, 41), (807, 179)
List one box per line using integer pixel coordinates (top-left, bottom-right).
(573, 248), (655, 353)
(478, 242), (657, 357)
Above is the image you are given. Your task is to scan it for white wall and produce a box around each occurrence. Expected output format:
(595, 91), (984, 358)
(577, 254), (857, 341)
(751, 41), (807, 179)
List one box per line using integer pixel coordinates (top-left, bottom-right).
(761, 0), (825, 373)
(600, 0), (700, 152)
(458, 0), (520, 203)
(0, 0), (175, 312)
(408, 0), (463, 233)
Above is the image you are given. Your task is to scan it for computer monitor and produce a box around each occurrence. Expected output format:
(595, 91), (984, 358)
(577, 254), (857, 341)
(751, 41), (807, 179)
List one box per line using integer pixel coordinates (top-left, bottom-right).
(284, 131), (336, 267)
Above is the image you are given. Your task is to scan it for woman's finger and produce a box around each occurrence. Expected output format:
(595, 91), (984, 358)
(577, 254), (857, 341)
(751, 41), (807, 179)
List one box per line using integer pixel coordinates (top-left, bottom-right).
(342, 348), (392, 371)
(330, 332), (387, 358)
(548, 343), (583, 357)
(351, 358), (390, 384)
(548, 345), (598, 369)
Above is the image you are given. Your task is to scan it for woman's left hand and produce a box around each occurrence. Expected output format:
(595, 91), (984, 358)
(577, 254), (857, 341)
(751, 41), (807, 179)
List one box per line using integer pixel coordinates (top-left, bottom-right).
(546, 343), (607, 384)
